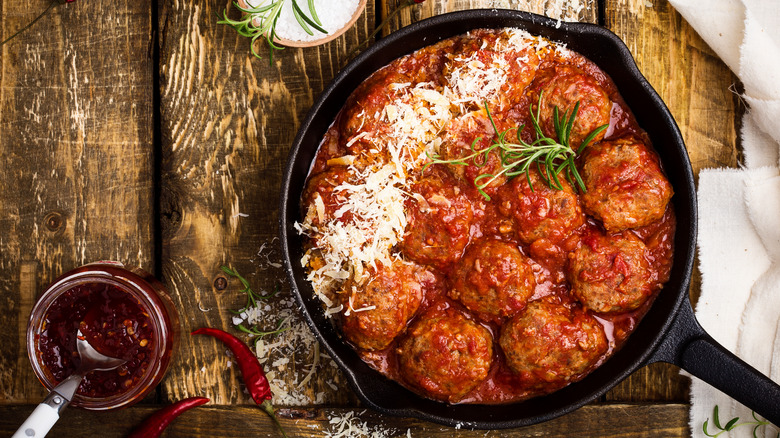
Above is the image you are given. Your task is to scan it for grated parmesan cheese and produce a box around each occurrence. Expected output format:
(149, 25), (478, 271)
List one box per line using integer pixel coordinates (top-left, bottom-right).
(297, 163), (409, 310)
(323, 410), (403, 438)
(297, 28), (570, 329)
(230, 240), (346, 407)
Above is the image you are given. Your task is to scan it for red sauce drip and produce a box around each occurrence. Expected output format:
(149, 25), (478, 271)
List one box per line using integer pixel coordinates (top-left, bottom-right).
(36, 282), (154, 398)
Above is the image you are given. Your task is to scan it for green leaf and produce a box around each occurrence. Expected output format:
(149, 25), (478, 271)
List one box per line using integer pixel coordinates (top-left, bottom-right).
(307, 0), (322, 26)
(217, 0), (288, 62)
(291, 1), (314, 35)
(422, 94), (602, 199)
(713, 405), (724, 430)
(724, 417), (740, 431)
(552, 106), (561, 139)
(702, 405), (780, 438)
(291, 0), (327, 34)
(563, 101), (579, 147)
(703, 419), (716, 437)
(577, 123), (608, 155)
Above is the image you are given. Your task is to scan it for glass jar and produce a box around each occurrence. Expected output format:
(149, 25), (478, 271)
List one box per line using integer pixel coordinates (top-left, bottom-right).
(26, 262), (179, 410)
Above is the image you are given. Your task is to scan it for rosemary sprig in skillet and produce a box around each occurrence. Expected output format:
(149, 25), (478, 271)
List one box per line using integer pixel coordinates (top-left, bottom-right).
(424, 94), (609, 200)
(218, 0), (327, 63)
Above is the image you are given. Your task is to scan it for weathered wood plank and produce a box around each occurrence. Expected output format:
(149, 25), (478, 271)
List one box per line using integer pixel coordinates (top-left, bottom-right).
(0, 0), (154, 404)
(604, 0), (740, 176)
(0, 403), (692, 436)
(158, 0), (373, 407)
(602, 0), (740, 402)
(379, 0), (599, 33)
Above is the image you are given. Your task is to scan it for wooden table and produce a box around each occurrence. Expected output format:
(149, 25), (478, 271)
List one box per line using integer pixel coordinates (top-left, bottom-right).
(0, 0), (739, 436)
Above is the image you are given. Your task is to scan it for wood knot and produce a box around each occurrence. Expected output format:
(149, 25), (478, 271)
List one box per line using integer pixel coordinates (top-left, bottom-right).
(43, 212), (63, 232)
(160, 186), (183, 238)
(213, 276), (228, 290)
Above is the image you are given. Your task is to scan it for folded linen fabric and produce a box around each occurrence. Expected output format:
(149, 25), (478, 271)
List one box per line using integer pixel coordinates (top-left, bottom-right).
(667, 0), (780, 436)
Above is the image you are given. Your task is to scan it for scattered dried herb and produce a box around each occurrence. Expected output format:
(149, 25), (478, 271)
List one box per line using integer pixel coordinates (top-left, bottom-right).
(236, 317), (291, 345)
(220, 265), (290, 344)
(221, 266), (279, 314)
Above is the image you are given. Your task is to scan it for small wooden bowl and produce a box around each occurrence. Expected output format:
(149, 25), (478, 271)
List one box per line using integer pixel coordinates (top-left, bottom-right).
(237, 0), (367, 48)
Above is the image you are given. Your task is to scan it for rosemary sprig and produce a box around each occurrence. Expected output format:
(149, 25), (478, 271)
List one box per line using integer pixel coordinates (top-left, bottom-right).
(424, 93), (608, 200)
(221, 266), (279, 314)
(237, 317), (292, 346)
(221, 266), (289, 345)
(217, 0), (327, 63)
(703, 405), (778, 438)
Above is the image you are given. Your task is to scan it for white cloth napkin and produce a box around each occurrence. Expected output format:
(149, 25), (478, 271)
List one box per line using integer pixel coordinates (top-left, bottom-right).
(667, 0), (780, 436)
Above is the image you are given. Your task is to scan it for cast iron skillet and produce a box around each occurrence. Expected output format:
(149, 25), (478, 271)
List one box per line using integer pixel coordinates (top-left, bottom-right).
(280, 9), (780, 429)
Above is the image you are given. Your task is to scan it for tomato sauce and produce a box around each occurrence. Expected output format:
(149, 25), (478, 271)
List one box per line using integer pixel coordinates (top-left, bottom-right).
(300, 28), (676, 404)
(357, 203), (675, 404)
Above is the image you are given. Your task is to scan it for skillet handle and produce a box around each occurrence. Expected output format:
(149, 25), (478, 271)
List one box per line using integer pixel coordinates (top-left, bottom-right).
(650, 299), (780, 426)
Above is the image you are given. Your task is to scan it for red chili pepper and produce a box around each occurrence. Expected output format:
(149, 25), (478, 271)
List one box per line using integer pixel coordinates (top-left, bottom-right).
(127, 397), (209, 438)
(191, 327), (287, 438)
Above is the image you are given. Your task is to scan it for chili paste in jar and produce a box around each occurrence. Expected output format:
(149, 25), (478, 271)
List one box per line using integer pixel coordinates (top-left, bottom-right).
(296, 28), (675, 404)
(36, 281), (154, 398)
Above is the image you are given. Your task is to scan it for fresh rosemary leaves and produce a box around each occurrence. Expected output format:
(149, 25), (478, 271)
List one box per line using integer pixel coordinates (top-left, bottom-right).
(218, 0), (327, 62)
(222, 265), (278, 313)
(703, 405), (778, 438)
(221, 266), (290, 345)
(425, 94), (609, 200)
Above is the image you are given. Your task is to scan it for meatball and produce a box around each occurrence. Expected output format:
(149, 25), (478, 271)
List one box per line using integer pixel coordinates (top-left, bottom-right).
(496, 167), (585, 244)
(393, 35), (456, 86)
(566, 230), (658, 313)
(339, 68), (411, 144)
(529, 64), (611, 148)
(338, 38), (456, 168)
(401, 170), (474, 270)
(444, 28), (541, 112)
(438, 109), (505, 191)
(449, 239), (536, 321)
(340, 260), (434, 351)
(499, 299), (608, 387)
(300, 166), (354, 242)
(580, 136), (674, 232)
(397, 309), (493, 402)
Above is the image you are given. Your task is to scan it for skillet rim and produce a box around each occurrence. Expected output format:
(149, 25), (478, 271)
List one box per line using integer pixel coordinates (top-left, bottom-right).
(279, 8), (696, 429)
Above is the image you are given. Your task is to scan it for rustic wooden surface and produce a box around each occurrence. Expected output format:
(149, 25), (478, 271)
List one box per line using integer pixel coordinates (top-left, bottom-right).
(0, 0), (740, 436)
(0, 403), (691, 437)
(0, 0), (156, 407)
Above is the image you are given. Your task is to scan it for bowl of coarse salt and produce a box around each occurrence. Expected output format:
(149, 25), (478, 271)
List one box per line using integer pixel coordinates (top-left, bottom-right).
(238, 0), (368, 47)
